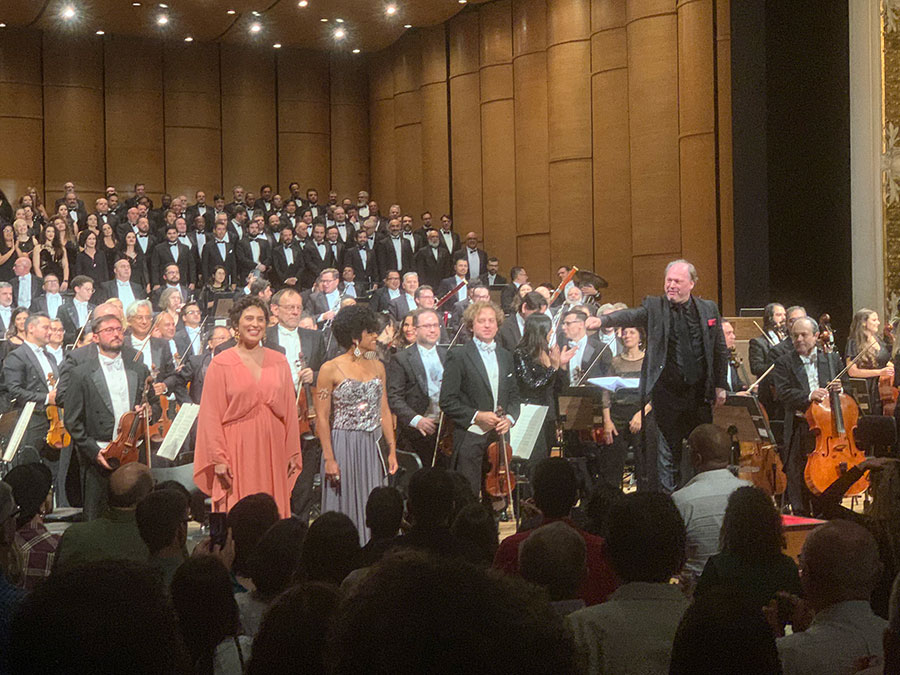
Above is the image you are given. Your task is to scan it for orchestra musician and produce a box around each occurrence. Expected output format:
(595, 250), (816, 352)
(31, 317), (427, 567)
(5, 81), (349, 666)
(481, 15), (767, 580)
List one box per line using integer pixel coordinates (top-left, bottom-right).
(121, 300), (177, 397)
(388, 272), (421, 322)
(439, 300), (520, 498)
(748, 302), (786, 377)
(844, 308), (893, 414)
(772, 316), (847, 516)
(64, 312), (159, 520)
(387, 307), (447, 468)
(447, 282), (491, 343)
(498, 292), (548, 353)
(767, 306), (809, 364)
(588, 260), (729, 493)
(722, 320), (748, 393)
(266, 287), (326, 522)
(436, 259), (469, 307)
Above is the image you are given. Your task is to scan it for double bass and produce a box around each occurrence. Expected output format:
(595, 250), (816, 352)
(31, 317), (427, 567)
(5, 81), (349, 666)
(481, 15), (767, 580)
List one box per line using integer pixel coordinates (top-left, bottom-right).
(804, 330), (868, 496)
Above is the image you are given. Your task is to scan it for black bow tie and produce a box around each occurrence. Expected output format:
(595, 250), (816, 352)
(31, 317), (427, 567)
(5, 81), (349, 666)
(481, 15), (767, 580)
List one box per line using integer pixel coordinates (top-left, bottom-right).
(359, 245), (367, 251)
(138, 234), (148, 238)
(216, 239), (226, 244)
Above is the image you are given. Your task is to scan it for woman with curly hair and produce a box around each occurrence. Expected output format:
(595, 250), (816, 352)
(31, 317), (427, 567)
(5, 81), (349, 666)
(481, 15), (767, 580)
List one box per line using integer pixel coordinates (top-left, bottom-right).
(195, 295), (302, 518)
(314, 304), (398, 544)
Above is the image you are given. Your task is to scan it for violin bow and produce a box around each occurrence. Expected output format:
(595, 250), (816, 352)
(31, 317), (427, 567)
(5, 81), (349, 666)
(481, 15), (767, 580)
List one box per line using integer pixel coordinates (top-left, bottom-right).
(132, 311), (165, 362)
(175, 314), (210, 369)
(828, 339), (880, 386)
(753, 320), (779, 347)
(575, 340), (613, 387)
(68, 307), (94, 350)
(747, 364), (775, 393)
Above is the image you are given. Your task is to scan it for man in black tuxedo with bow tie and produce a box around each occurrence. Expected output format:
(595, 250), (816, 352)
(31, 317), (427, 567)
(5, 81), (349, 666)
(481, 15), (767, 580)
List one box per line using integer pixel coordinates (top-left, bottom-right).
(414, 228), (452, 289)
(272, 223), (304, 289)
(150, 224), (196, 290)
(590, 259), (729, 493)
(344, 229), (376, 290)
(772, 316), (847, 515)
(2, 313), (58, 461)
(388, 308), (448, 468)
(376, 218), (414, 282)
(439, 301), (520, 497)
(201, 218), (238, 287)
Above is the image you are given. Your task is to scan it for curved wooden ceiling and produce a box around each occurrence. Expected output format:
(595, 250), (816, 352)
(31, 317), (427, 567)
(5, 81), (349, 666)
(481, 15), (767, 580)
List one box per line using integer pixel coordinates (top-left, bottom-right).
(0, 0), (487, 52)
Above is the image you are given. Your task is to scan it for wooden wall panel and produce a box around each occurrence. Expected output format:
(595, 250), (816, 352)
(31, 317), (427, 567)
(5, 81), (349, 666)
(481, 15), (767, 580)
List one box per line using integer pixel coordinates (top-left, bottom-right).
(0, 28), (43, 204)
(627, 1), (680, 256)
(517, 233), (553, 288)
(591, 0), (632, 303)
(548, 0), (593, 271)
(420, 26), (450, 218)
(395, 124), (424, 219)
(104, 36), (164, 204)
(513, 0), (549, 238)
(449, 12), (483, 236)
(480, 0), (516, 256)
(330, 55), (369, 201)
(276, 49), (327, 196)
(369, 52), (396, 208)
(163, 42), (221, 200)
(393, 33), (424, 216)
(632, 253), (677, 306)
(716, 0), (735, 313)
(43, 36), (105, 206)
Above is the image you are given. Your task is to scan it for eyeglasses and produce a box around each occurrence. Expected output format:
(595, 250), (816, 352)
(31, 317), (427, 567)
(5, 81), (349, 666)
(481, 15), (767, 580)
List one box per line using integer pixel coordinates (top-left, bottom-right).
(184, 309), (201, 315)
(562, 319), (584, 326)
(279, 304), (303, 312)
(97, 326), (124, 335)
(417, 323), (440, 329)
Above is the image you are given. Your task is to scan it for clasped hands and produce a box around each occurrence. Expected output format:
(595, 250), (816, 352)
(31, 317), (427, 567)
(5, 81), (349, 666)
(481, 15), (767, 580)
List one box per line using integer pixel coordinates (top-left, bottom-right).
(474, 411), (511, 435)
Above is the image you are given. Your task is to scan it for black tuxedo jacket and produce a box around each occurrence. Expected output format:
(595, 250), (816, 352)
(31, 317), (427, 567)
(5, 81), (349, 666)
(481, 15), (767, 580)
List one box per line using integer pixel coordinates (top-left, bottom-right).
(452, 247), (488, 279)
(150, 241), (196, 286)
(414, 246), (452, 289)
(302, 240), (336, 287)
(2, 343), (57, 412)
(325, 240), (345, 272)
(479, 272), (508, 287)
(387, 343), (447, 429)
(436, 277), (468, 305)
(437, 230), (461, 255)
(64, 354), (158, 464)
(333, 222), (356, 246)
(601, 295), (729, 403)
(500, 283), (521, 314)
(748, 334), (786, 377)
(389, 294), (418, 322)
(344, 246), (376, 288)
(58, 300), (95, 345)
(370, 286), (400, 314)
(185, 203), (214, 231)
(134, 233), (158, 258)
(11, 275), (43, 307)
(94, 211), (119, 232)
(264, 325), (326, 374)
(439, 341), (520, 430)
(375, 236), (414, 281)
(235, 237), (273, 281)
(94, 279), (146, 305)
(772, 348), (847, 443)
(271, 243), (305, 288)
(201, 239), (237, 286)
(497, 314), (522, 353)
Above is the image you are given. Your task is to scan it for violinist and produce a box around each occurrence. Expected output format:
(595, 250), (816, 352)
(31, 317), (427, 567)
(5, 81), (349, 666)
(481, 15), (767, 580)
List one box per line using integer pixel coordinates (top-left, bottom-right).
(387, 308), (447, 467)
(768, 305), (809, 363)
(64, 313), (159, 520)
(845, 308), (893, 414)
(772, 316), (847, 516)
(45, 318), (65, 365)
(265, 287), (326, 522)
(121, 300), (176, 396)
(722, 320), (747, 392)
(748, 302), (786, 377)
(174, 301), (204, 358)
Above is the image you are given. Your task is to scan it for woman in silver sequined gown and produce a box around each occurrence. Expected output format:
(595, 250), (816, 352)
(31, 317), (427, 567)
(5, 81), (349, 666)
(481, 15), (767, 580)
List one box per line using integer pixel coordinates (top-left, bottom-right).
(315, 306), (398, 544)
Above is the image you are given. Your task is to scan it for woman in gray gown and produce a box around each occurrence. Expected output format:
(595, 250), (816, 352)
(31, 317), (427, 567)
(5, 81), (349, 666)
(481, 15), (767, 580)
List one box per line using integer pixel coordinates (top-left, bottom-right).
(314, 305), (399, 544)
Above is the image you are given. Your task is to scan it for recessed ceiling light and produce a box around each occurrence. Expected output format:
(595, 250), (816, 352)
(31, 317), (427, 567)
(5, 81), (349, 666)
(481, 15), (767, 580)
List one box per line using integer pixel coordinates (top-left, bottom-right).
(335, 18), (344, 23)
(226, 9), (236, 14)
(333, 28), (345, 39)
(320, 17), (328, 22)
(273, 43), (281, 48)
(95, 29), (105, 35)
(249, 22), (261, 33)
(156, 14), (168, 25)
(132, 2), (141, 5)
(404, 24), (411, 28)
(298, 0), (308, 6)
(0, 23), (7, 28)
(158, 3), (168, 7)
(352, 48), (360, 54)
(184, 36), (193, 42)
(386, 5), (397, 16)
(458, 0), (466, 3)
(61, 5), (76, 19)
(251, 10), (260, 16)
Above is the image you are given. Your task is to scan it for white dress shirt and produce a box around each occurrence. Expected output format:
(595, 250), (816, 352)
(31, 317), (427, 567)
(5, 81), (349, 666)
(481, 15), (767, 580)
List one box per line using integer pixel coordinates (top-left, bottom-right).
(569, 335), (588, 384)
(184, 325), (202, 356)
(25, 341), (55, 401)
(45, 292), (62, 320)
(232, 221), (244, 241)
(358, 247), (368, 269)
(169, 242), (180, 262)
(441, 230), (454, 252)
(278, 325), (302, 389)
(403, 293), (416, 313)
(801, 348), (819, 396)
(343, 283), (357, 299)
(216, 239), (227, 261)
(402, 231), (416, 251)
(337, 223), (349, 242)
(315, 241), (326, 260)
(466, 248), (481, 278)
(99, 353), (131, 442)
(131, 335), (153, 371)
(453, 275), (467, 303)
(137, 234), (150, 253)
(46, 344), (64, 365)
(388, 287), (401, 301)
(117, 280), (136, 309)
(16, 273), (33, 308)
(0, 304), (11, 331)
(195, 231), (207, 251)
(391, 236), (403, 266)
(73, 299), (90, 327)
(283, 245), (294, 266)
(475, 338), (499, 409)
(325, 289), (340, 311)
(410, 344), (443, 428)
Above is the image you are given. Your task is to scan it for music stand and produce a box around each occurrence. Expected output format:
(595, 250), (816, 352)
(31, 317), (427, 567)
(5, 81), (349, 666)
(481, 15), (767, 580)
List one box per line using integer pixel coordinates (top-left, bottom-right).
(0, 409), (22, 475)
(212, 297), (234, 320)
(846, 378), (872, 415)
(712, 394), (776, 477)
(558, 385), (605, 431)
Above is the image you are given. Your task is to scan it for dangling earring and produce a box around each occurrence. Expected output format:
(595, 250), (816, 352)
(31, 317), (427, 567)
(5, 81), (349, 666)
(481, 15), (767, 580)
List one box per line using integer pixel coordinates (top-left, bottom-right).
(353, 341), (362, 359)
(234, 329), (240, 342)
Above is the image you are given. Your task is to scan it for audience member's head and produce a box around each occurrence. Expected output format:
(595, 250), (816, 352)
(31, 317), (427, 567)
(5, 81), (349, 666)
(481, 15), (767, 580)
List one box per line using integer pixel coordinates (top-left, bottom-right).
(532, 458), (577, 520)
(170, 555), (241, 674)
(451, 502), (499, 566)
(669, 588), (782, 675)
(883, 571), (900, 674)
(135, 489), (189, 556)
(226, 492), (280, 577)
(108, 463), (154, 509)
(299, 511), (361, 585)
(407, 467), (456, 528)
(246, 583), (341, 675)
(327, 553), (578, 673)
(721, 486), (785, 562)
(583, 484), (625, 538)
(365, 486), (403, 541)
(2, 462), (52, 529)
(800, 520), (882, 612)
(606, 492), (686, 583)
(9, 560), (189, 673)
(688, 423), (732, 472)
(249, 517), (308, 599)
(519, 521), (587, 602)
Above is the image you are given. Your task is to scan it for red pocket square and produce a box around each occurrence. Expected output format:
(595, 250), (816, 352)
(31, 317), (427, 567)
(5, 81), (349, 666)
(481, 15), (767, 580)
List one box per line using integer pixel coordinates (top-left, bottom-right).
(707, 318), (717, 327)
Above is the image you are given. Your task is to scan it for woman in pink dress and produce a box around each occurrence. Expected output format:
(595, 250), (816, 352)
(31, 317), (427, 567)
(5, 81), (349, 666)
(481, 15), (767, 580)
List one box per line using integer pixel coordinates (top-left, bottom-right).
(195, 296), (302, 517)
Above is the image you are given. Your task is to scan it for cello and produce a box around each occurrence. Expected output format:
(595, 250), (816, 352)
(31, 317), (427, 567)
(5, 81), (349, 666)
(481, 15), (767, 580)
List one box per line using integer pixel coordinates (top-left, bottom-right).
(803, 331), (868, 497)
(484, 406), (516, 521)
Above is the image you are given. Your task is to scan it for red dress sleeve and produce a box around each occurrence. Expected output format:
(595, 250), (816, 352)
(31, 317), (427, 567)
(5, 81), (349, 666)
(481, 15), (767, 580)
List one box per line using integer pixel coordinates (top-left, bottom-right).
(194, 356), (232, 503)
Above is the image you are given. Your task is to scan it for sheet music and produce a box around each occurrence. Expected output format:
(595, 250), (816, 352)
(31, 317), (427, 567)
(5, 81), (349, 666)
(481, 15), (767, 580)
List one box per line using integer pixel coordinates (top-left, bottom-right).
(156, 403), (200, 461)
(3, 402), (36, 463)
(587, 377), (640, 392)
(510, 404), (549, 461)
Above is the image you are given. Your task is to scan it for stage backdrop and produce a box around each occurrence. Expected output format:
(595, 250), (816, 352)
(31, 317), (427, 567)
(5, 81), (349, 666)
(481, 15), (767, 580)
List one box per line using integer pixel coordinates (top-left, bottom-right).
(367, 0), (735, 309)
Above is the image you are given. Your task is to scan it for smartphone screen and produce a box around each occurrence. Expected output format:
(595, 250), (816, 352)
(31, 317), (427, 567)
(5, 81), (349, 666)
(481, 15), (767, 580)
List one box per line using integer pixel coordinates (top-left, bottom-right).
(209, 511), (227, 548)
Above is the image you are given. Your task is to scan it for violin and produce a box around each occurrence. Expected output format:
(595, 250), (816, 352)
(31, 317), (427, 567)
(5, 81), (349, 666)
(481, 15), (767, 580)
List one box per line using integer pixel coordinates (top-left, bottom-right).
(102, 376), (152, 470)
(295, 354), (317, 438)
(148, 364), (175, 443)
(804, 330), (867, 496)
(45, 374), (70, 449)
(484, 406), (517, 518)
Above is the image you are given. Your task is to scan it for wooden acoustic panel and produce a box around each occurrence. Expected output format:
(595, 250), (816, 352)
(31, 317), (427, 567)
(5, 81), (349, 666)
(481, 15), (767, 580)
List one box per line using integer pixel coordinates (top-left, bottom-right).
(330, 55), (369, 200)
(517, 233), (553, 289)
(716, 0), (736, 313)
(369, 98), (396, 208)
(420, 23), (450, 217)
(449, 71), (483, 236)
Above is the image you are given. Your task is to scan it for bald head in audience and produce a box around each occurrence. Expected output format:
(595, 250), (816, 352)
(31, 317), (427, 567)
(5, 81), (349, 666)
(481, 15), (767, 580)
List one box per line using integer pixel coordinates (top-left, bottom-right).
(801, 520), (882, 611)
(688, 423), (732, 472)
(108, 463), (154, 509)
